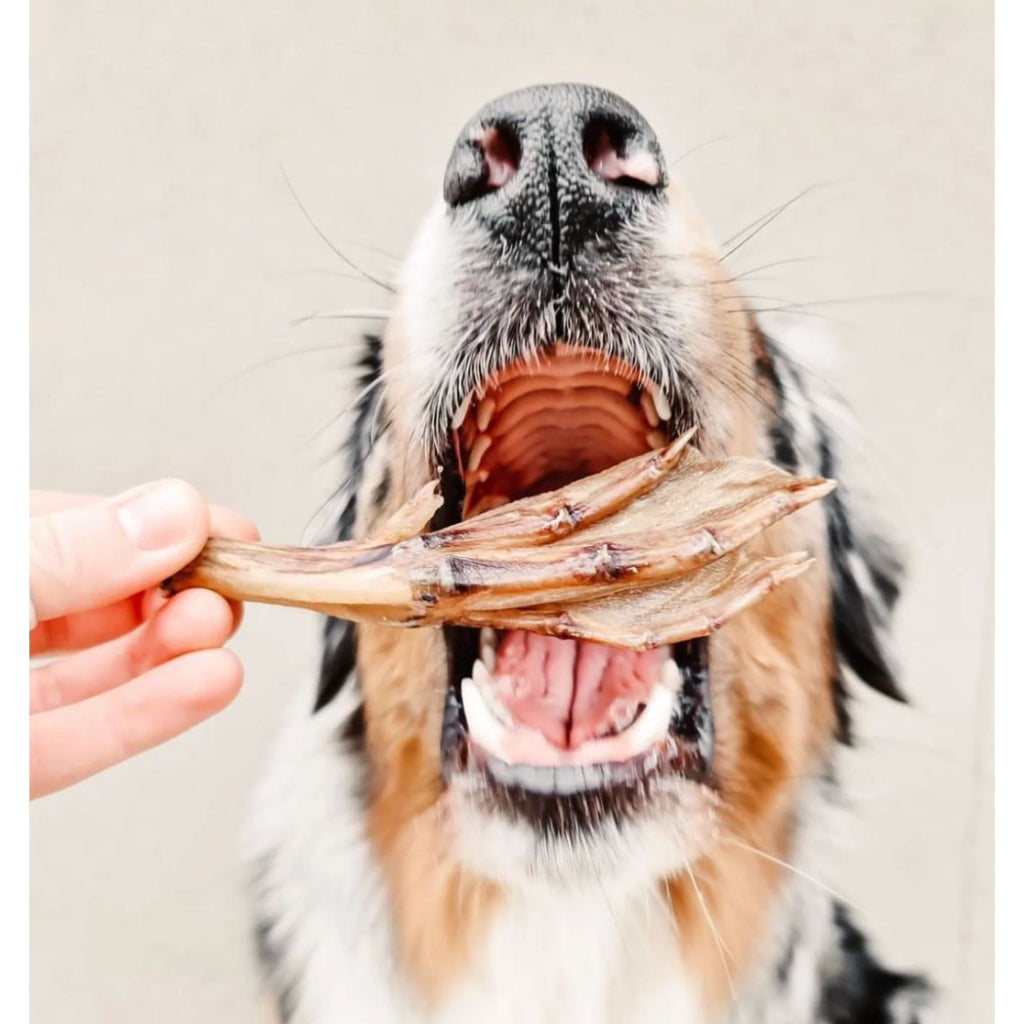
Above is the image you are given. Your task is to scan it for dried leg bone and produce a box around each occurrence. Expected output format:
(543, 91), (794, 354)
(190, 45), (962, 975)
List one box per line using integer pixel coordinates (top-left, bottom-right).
(456, 550), (813, 650)
(165, 441), (833, 647)
(433, 428), (697, 549)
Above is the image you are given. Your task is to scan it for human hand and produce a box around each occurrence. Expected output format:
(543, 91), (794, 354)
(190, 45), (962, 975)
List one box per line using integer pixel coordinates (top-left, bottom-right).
(29, 481), (258, 798)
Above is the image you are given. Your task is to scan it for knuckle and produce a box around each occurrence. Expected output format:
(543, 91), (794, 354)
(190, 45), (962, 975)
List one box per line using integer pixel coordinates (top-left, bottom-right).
(30, 515), (81, 583)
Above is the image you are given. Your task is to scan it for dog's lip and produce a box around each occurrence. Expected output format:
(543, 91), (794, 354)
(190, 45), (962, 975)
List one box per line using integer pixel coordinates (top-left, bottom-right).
(467, 734), (699, 797)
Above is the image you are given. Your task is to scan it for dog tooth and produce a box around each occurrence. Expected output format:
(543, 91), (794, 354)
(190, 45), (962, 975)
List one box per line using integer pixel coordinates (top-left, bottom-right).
(452, 393), (472, 430)
(640, 390), (660, 428)
(480, 628), (497, 671)
(646, 429), (669, 450)
(472, 657), (492, 687)
(660, 658), (683, 694)
(467, 433), (492, 472)
(652, 386), (672, 422)
(633, 684), (675, 747)
(461, 678), (506, 755)
(476, 396), (496, 432)
(580, 764), (605, 790)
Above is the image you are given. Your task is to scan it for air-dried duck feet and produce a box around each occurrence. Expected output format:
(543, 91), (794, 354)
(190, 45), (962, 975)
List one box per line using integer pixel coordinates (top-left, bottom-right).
(165, 441), (833, 648)
(456, 550), (814, 650)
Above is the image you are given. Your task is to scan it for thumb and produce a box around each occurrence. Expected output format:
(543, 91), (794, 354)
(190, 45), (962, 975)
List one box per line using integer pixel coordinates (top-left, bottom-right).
(29, 480), (211, 624)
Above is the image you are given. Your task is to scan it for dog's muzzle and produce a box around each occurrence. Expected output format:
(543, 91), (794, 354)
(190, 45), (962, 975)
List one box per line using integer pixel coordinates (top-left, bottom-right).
(423, 85), (713, 835)
(442, 83), (668, 265)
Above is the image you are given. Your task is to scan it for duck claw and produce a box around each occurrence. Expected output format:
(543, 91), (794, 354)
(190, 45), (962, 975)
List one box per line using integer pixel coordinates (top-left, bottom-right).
(164, 437), (833, 649)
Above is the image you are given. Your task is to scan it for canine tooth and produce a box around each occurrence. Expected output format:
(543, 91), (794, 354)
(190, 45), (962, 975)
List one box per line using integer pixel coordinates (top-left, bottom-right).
(467, 433), (492, 472)
(646, 429), (669, 450)
(480, 628), (497, 671)
(660, 657), (683, 694)
(472, 657), (491, 686)
(621, 683), (674, 752)
(471, 657), (516, 726)
(652, 386), (671, 421)
(640, 390), (660, 427)
(580, 764), (605, 789)
(452, 393), (472, 430)
(461, 678), (506, 754)
(476, 397), (496, 431)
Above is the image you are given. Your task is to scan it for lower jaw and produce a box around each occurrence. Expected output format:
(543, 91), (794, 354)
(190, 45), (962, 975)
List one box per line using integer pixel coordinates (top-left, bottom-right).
(441, 630), (714, 808)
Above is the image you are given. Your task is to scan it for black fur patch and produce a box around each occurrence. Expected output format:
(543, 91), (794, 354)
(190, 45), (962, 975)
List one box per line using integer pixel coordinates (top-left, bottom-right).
(819, 904), (934, 1023)
(314, 619), (356, 713)
(253, 915), (297, 1021)
(312, 334), (382, 713)
(818, 428), (907, 711)
(758, 329), (906, 744)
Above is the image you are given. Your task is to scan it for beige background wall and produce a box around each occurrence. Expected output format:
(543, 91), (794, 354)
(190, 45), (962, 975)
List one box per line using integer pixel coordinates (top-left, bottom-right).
(30, 1), (993, 1021)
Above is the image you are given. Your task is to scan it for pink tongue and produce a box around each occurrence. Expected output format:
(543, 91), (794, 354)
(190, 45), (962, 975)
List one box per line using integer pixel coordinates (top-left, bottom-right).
(492, 631), (664, 749)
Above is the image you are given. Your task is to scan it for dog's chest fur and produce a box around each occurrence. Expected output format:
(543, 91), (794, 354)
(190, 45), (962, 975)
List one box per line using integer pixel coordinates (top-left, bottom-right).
(246, 678), (939, 1024)
(247, 685), (703, 1024)
(436, 884), (705, 1024)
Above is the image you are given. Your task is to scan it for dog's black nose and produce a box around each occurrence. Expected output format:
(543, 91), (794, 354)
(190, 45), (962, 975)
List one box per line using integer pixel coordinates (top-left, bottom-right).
(443, 83), (667, 263)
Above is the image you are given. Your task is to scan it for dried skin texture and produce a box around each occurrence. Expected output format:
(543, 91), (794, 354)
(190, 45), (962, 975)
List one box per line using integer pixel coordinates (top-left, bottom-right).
(165, 438), (833, 649)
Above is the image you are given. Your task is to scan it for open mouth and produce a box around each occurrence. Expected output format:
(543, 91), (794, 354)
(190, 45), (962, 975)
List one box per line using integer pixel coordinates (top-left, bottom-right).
(438, 344), (713, 811)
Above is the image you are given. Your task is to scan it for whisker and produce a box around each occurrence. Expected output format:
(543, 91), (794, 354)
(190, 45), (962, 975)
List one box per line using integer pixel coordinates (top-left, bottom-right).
(292, 309), (392, 326)
(723, 256), (823, 282)
(684, 862), (738, 1002)
(281, 167), (396, 294)
(723, 836), (862, 913)
(667, 134), (731, 170)
(203, 342), (368, 402)
(720, 183), (832, 262)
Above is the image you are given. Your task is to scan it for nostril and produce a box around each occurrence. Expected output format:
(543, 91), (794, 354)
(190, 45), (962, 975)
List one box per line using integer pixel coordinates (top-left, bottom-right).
(583, 119), (662, 190)
(444, 123), (522, 207)
(480, 125), (520, 191)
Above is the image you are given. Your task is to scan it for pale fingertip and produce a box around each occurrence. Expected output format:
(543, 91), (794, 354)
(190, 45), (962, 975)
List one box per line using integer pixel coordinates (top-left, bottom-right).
(150, 588), (236, 654)
(177, 647), (244, 716)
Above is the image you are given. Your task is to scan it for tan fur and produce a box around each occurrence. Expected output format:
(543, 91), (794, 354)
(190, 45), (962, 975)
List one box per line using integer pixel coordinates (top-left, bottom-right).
(355, 185), (838, 1014)
(360, 622), (501, 1002)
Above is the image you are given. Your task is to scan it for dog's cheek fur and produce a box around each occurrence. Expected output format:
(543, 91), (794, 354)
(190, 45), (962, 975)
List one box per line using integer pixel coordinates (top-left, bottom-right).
(665, 509), (836, 1011)
(647, 196), (842, 1011)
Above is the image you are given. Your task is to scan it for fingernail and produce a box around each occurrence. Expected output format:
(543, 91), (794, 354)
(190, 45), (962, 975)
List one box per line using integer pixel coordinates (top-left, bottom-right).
(116, 481), (198, 550)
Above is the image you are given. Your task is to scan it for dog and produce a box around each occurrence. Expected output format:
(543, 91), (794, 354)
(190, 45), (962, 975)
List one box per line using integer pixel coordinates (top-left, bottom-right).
(246, 84), (940, 1023)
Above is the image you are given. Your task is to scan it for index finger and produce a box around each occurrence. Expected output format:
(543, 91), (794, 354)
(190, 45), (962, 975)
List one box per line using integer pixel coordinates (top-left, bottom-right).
(31, 491), (259, 541)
